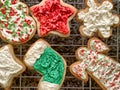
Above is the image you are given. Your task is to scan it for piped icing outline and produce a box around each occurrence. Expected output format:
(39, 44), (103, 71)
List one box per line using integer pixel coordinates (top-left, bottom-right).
(0, 0), (36, 44)
(77, 0), (120, 38)
(0, 45), (25, 89)
(24, 39), (66, 90)
(70, 37), (120, 90)
(30, 0), (77, 37)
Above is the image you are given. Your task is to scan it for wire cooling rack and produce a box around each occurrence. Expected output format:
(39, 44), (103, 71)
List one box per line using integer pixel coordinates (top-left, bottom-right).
(0, 0), (120, 90)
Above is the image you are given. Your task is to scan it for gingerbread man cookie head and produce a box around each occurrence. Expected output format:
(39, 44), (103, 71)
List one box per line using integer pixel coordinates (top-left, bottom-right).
(0, 45), (25, 89)
(24, 39), (66, 90)
(30, 0), (77, 37)
(77, 0), (120, 38)
(0, 0), (36, 44)
(70, 37), (120, 90)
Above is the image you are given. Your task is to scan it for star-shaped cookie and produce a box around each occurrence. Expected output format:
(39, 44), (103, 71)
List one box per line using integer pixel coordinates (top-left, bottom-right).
(77, 0), (120, 38)
(0, 45), (25, 89)
(30, 0), (77, 37)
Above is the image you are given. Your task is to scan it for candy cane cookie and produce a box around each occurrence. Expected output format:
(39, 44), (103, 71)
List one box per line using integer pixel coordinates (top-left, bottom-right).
(77, 0), (120, 38)
(30, 0), (77, 37)
(24, 39), (66, 90)
(0, 0), (36, 44)
(70, 37), (120, 90)
(0, 45), (25, 90)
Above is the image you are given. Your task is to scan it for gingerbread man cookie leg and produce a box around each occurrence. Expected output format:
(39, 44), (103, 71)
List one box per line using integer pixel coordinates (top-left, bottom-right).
(70, 37), (120, 90)
(0, 45), (26, 90)
(30, 0), (77, 37)
(24, 39), (66, 90)
(0, 0), (36, 44)
(77, 0), (120, 38)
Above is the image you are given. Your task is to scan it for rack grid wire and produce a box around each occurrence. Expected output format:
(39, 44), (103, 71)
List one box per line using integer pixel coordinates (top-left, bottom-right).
(0, 0), (120, 90)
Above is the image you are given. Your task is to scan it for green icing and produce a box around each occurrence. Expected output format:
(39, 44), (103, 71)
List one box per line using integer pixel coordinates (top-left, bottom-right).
(33, 47), (65, 84)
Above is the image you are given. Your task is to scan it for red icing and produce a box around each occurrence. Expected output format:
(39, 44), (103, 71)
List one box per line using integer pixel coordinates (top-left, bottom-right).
(11, 0), (17, 4)
(1, 7), (6, 14)
(30, 0), (74, 36)
(9, 7), (17, 16)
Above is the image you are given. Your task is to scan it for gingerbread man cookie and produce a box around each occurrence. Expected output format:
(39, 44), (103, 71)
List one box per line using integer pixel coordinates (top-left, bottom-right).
(77, 0), (120, 38)
(30, 0), (77, 37)
(0, 45), (25, 89)
(0, 0), (36, 44)
(24, 39), (66, 90)
(70, 37), (120, 90)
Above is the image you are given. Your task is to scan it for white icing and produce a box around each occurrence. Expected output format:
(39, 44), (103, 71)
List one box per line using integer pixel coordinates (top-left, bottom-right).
(39, 81), (60, 90)
(24, 41), (47, 67)
(72, 47), (120, 90)
(89, 39), (109, 53)
(78, 0), (119, 38)
(0, 46), (23, 88)
(72, 62), (87, 79)
(0, 0), (35, 43)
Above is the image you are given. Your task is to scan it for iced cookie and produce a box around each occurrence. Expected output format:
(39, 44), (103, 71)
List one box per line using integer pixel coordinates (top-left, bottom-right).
(77, 0), (120, 38)
(24, 39), (66, 90)
(0, 0), (36, 44)
(30, 0), (77, 37)
(70, 37), (120, 90)
(0, 45), (25, 89)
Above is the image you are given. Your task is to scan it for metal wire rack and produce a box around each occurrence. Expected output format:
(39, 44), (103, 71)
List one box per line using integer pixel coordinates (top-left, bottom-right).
(0, 0), (120, 90)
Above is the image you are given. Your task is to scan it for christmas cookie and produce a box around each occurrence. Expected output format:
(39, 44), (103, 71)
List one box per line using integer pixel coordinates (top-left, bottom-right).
(77, 0), (120, 38)
(0, 0), (36, 44)
(70, 37), (120, 90)
(30, 0), (77, 37)
(24, 39), (66, 90)
(0, 45), (25, 89)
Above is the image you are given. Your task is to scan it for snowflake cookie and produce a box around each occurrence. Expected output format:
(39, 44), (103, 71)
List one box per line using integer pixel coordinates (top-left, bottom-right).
(77, 0), (120, 38)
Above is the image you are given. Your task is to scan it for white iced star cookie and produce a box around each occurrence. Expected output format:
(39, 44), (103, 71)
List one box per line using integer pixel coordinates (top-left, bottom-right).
(0, 45), (26, 89)
(77, 0), (120, 38)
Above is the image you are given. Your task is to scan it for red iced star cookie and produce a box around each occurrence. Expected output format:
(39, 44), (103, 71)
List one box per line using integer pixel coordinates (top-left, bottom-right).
(30, 0), (77, 37)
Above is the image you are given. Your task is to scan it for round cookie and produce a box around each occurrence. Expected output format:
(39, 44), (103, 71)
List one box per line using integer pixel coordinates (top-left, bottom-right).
(0, 45), (26, 90)
(77, 0), (120, 38)
(24, 39), (67, 90)
(30, 0), (77, 37)
(0, 0), (36, 44)
(70, 37), (120, 90)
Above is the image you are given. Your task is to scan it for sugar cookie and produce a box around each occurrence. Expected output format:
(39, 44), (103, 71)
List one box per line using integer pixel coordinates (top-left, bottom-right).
(70, 37), (120, 90)
(30, 0), (77, 37)
(0, 0), (36, 44)
(24, 39), (66, 90)
(0, 45), (25, 89)
(77, 0), (120, 38)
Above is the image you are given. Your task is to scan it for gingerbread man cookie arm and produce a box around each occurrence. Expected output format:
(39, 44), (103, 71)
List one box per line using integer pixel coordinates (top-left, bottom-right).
(0, 45), (26, 89)
(70, 61), (89, 82)
(24, 39), (66, 90)
(88, 37), (110, 53)
(70, 47), (90, 82)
